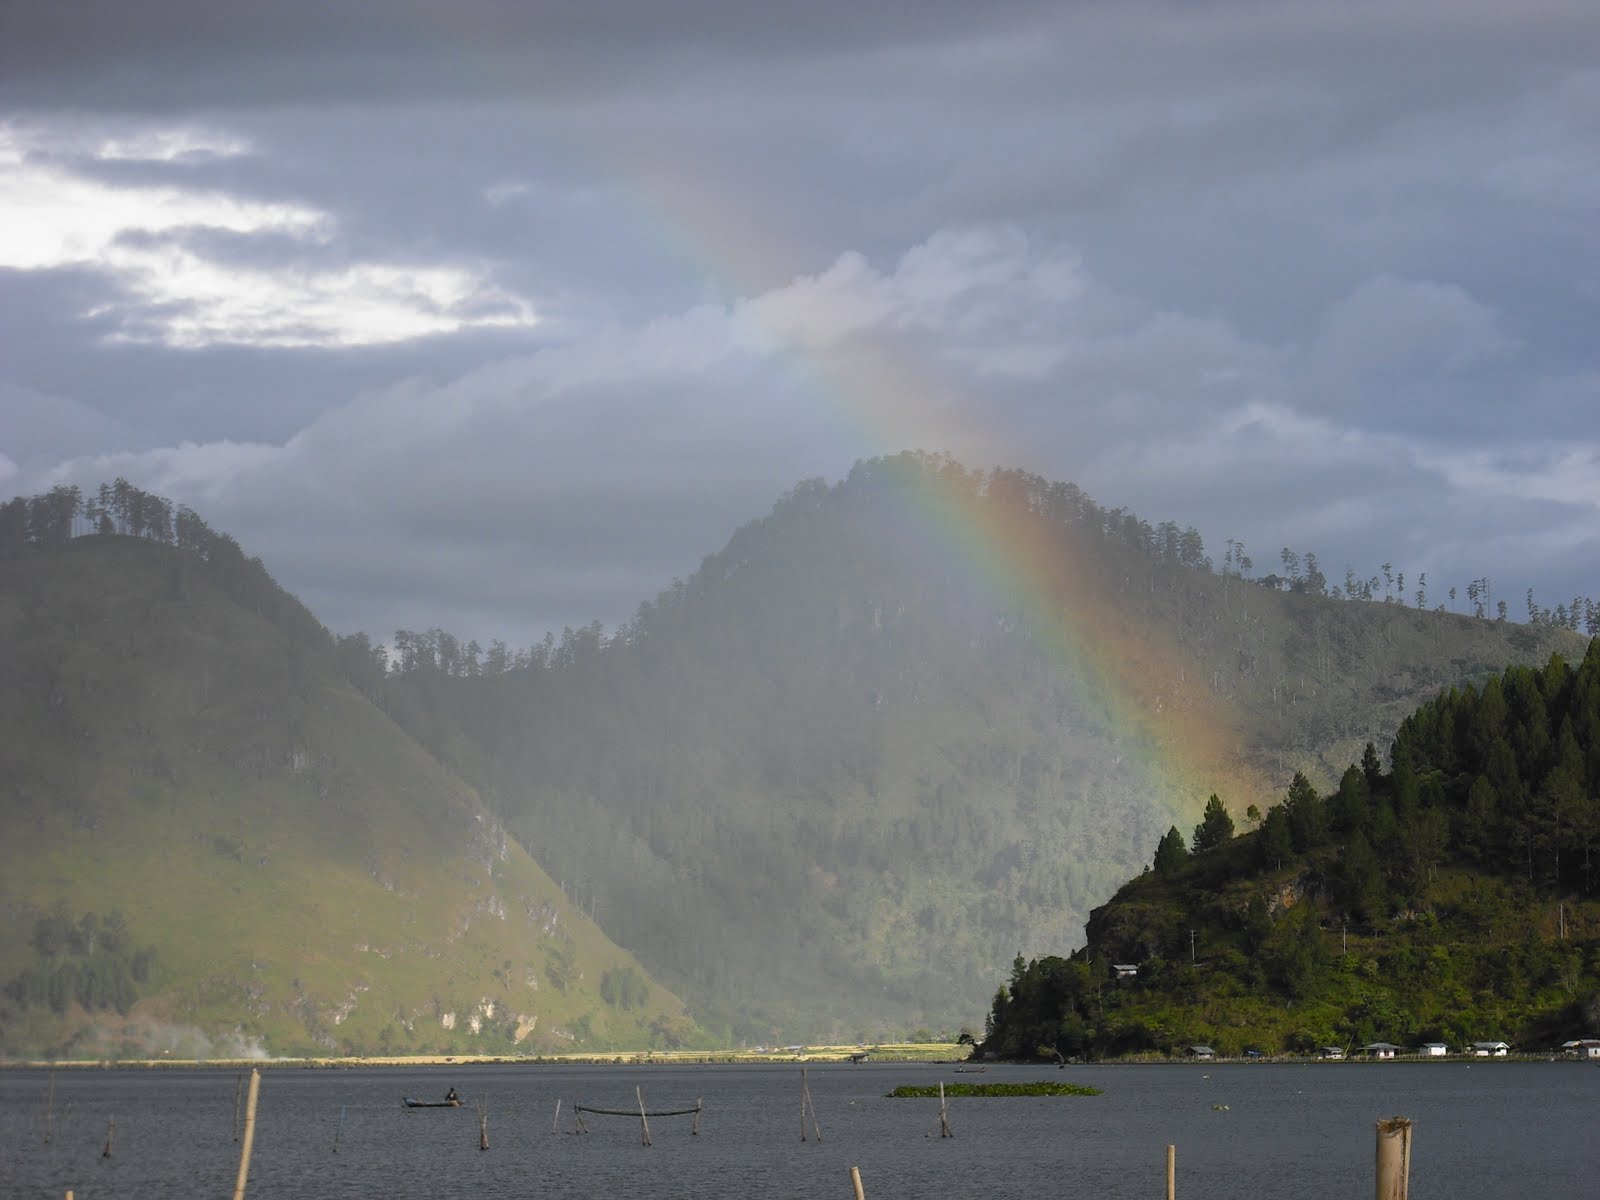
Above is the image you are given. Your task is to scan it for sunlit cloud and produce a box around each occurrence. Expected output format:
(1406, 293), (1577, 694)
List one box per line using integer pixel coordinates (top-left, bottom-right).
(95, 127), (254, 162)
(0, 123), (538, 349)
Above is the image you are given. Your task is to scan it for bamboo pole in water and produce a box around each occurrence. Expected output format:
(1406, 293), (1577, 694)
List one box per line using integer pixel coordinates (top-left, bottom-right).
(1166, 1144), (1175, 1200)
(102, 1116), (115, 1158)
(230, 1068), (261, 1200)
(636, 1086), (652, 1146)
(478, 1100), (489, 1151)
(937, 1082), (952, 1137)
(1375, 1117), (1412, 1200)
(552, 1098), (562, 1132)
(849, 1166), (866, 1200)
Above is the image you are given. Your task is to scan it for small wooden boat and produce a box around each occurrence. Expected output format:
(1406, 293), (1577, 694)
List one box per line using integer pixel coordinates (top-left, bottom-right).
(402, 1097), (462, 1108)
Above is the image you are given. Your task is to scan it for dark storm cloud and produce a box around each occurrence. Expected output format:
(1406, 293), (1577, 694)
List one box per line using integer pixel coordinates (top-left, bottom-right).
(0, 0), (1061, 109)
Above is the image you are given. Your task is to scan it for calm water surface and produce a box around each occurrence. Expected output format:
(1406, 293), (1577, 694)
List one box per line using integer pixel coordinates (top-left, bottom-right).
(1, 1060), (1594, 1199)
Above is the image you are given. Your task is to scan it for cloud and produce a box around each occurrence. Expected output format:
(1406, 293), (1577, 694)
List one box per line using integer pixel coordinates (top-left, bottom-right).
(1312, 275), (1516, 383)
(2, 0), (1595, 643)
(18, 221), (1585, 645)
(0, 123), (538, 349)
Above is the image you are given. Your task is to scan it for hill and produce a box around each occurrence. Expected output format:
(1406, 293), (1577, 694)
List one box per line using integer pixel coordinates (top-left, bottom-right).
(979, 641), (1600, 1059)
(375, 453), (1589, 1040)
(0, 520), (697, 1058)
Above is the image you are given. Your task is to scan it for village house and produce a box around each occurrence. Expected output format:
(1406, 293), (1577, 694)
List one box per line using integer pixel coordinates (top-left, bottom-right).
(1359, 1042), (1401, 1059)
(1186, 1045), (1216, 1060)
(1470, 1040), (1510, 1056)
(1418, 1042), (1449, 1056)
(1560, 1038), (1600, 1059)
(1318, 1046), (1345, 1059)
(1112, 963), (1139, 980)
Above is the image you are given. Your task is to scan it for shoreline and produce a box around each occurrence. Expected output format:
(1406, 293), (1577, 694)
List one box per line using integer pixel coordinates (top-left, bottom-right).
(0, 1042), (968, 1070)
(2, 1048), (1586, 1071)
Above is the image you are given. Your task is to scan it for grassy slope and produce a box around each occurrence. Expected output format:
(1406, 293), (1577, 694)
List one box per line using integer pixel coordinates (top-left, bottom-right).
(0, 537), (696, 1058)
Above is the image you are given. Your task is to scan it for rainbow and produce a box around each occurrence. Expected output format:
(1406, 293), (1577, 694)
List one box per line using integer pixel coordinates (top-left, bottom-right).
(580, 152), (1270, 824)
(393, 26), (1272, 823)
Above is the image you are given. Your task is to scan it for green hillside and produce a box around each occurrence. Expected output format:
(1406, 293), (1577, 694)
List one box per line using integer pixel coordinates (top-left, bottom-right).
(2, 464), (1589, 1050)
(377, 454), (1588, 1040)
(0, 528), (697, 1059)
(980, 641), (1600, 1059)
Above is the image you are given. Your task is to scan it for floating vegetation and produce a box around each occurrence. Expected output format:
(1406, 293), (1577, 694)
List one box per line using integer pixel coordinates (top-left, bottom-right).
(887, 1081), (1100, 1098)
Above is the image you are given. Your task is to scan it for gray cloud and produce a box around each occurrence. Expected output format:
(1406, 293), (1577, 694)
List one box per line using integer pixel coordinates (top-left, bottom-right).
(2, 1), (1595, 642)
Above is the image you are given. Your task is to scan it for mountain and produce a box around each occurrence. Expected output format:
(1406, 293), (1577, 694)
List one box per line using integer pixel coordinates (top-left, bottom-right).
(0, 525), (696, 1059)
(376, 453), (1589, 1040)
(979, 641), (1600, 1059)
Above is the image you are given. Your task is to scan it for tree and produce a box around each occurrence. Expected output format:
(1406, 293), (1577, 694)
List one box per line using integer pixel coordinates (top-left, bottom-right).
(1330, 765), (1371, 834)
(1192, 795), (1235, 853)
(1153, 825), (1188, 874)
(1284, 771), (1328, 851)
(1258, 805), (1292, 871)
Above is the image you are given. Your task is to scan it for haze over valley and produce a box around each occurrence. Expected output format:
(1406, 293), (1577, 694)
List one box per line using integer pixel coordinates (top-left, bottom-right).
(2, 3), (1597, 1057)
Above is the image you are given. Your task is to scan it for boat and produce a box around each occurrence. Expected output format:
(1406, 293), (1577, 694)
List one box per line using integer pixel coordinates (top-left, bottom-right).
(402, 1097), (463, 1108)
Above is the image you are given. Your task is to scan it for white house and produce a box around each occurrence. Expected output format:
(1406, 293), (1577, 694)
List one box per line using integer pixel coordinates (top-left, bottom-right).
(1319, 1046), (1345, 1059)
(1419, 1042), (1448, 1057)
(1112, 963), (1139, 980)
(1560, 1039), (1600, 1059)
(1470, 1041), (1510, 1057)
(1360, 1042), (1401, 1059)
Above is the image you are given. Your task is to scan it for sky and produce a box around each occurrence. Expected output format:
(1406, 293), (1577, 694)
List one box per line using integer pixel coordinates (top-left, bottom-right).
(2, 0), (1596, 649)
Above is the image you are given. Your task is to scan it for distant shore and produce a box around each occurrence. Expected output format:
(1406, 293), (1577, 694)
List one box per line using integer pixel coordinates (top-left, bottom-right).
(0, 1042), (970, 1070)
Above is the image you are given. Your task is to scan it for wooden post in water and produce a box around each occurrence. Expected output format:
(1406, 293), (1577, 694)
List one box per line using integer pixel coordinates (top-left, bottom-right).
(233, 1073), (244, 1142)
(332, 1105), (346, 1153)
(477, 1100), (489, 1151)
(1165, 1144), (1175, 1200)
(800, 1068), (822, 1141)
(102, 1116), (115, 1158)
(800, 1068), (809, 1141)
(230, 1068), (261, 1200)
(1375, 1117), (1412, 1200)
(849, 1165), (866, 1200)
(938, 1082), (952, 1137)
(552, 1098), (562, 1133)
(693, 1098), (701, 1136)
(636, 1086), (652, 1147)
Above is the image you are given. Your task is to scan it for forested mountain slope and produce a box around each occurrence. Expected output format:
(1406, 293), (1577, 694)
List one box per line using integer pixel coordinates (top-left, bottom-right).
(981, 641), (1600, 1059)
(0, 526), (694, 1058)
(380, 453), (1587, 1040)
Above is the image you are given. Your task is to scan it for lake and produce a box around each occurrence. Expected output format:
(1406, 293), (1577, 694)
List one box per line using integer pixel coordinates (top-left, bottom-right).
(1, 1059), (1594, 1198)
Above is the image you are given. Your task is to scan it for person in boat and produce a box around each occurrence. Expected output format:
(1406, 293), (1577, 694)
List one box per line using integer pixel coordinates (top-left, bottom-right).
(445, 1086), (460, 1103)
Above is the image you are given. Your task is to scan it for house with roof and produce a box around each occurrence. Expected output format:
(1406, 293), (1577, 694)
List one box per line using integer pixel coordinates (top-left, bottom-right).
(1560, 1038), (1600, 1059)
(1418, 1042), (1448, 1056)
(1470, 1040), (1510, 1057)
(1318, 1046), (1345, 1059)
(1359, 1042), (1401, 1059)
(1112, 963), (1139, 980)
(1186, 1045), (1216, 1060)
